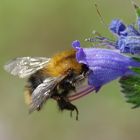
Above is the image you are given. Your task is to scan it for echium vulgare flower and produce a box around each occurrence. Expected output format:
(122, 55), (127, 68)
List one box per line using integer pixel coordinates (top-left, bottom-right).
(86, 1), (140, 55)
(71, 40), (140, 108)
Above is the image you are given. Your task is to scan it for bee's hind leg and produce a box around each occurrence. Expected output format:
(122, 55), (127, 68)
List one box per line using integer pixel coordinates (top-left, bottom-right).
(57, 97), (79, 120)
(70, 106), (79, 120)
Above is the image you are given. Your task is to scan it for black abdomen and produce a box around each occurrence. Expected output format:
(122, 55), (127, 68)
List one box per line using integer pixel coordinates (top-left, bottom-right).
(27, 71), (45, 93)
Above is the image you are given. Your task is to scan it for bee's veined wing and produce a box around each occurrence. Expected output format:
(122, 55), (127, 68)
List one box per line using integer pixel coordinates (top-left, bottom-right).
(29, 76), (64, 113)
(4, 57), (50, 78)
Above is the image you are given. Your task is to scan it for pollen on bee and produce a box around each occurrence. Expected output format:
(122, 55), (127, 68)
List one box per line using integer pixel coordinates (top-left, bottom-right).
(41, 49), (82, 77)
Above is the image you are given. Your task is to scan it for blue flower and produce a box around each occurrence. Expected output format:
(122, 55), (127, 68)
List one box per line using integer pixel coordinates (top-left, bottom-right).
(109, 19), (126, 36)
(108, 2), (140, 55)
(70, 2), (140, 107)
(72, 40), (140, 92)
(109, 19), (140, 54)
(86, 18), (140, 54)
(109, 19), (140, 36)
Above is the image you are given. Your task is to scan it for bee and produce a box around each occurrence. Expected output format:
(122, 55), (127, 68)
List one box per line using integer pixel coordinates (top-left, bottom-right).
(4, 49), (92, 120)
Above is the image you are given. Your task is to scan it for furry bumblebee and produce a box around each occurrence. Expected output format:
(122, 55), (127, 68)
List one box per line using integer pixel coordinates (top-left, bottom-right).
(4, 49), (92, 120)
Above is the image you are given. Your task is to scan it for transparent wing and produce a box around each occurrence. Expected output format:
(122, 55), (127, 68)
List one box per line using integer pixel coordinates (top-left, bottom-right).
(4, 57), (50, 78)
(29, 76), (64, 113)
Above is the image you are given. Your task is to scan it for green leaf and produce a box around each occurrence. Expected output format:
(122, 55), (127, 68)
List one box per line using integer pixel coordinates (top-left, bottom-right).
(119, 75), (140, 108)
(119, 55), (140, 108)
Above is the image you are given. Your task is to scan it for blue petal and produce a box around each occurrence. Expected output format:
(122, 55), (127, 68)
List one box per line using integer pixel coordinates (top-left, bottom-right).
(124, 25), (140, 36)
(116, 36), (140, 54)
(88, 67), (126, 87)
(76, 47), (88, 65)
(72, 40), (81, 50)
(109, 19), (126, 35)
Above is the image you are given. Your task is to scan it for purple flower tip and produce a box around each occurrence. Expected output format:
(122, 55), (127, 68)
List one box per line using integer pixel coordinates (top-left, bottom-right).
(109, 19), (126, 35)
(72, 40), (81, 50)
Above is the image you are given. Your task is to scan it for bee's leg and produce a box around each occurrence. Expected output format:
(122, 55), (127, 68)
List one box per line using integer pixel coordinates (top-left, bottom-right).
(70, 109), (79, 120)
(57, 98), (79, 120)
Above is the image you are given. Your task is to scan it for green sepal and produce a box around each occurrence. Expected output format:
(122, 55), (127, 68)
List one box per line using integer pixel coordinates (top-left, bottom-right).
(131, 67), (140, 74)
(132, 57), (140, 62)
(131, 57), (140, 74)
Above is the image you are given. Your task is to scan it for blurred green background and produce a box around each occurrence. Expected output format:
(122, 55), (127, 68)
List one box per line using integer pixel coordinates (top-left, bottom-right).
(1, 0), (140, 140)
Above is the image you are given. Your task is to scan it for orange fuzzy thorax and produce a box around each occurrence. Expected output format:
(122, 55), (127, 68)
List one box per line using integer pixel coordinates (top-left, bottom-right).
(42, 49), (82, 77)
